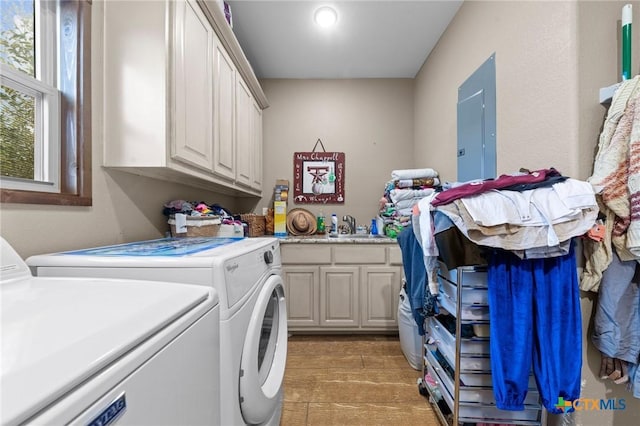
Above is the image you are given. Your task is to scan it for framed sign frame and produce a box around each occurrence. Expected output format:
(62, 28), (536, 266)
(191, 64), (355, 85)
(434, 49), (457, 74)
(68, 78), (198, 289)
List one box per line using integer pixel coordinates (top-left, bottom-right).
(293, 150), (345, 204)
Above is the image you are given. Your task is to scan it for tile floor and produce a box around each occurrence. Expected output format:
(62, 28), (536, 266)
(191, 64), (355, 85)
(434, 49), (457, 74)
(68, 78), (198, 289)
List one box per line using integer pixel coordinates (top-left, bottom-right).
(280, 334), (440, 426)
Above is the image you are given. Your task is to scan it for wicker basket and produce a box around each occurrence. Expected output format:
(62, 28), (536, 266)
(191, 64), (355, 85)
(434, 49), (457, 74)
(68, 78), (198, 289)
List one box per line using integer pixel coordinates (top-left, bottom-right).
(168, 215), (221, 237)
(265, 208), (274, 235)
(240, 214), (266, 237)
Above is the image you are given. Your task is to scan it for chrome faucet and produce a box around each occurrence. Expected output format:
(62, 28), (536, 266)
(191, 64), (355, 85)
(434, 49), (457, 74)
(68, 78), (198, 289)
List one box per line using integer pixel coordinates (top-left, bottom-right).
(342, 215), (356, 234)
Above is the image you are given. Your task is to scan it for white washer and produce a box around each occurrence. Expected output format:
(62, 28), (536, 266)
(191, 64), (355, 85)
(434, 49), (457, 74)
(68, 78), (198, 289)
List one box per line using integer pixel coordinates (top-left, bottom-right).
(27, 236), (288, 426)
(1, 237), (220, 426)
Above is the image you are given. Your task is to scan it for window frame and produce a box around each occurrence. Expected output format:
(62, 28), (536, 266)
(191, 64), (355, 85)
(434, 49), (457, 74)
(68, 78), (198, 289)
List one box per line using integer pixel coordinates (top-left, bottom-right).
(1, 0), (92, 206)
(1, 63), (61, 193)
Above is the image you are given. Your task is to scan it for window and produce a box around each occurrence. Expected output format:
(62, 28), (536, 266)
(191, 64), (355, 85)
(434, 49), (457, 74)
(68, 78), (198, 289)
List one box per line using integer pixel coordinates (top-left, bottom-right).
(0, 0), (91, 205)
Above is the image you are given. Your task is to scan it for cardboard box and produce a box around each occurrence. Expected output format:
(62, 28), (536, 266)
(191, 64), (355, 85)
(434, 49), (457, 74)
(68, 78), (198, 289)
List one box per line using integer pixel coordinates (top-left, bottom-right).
(275, 179), (289, 202)
(274, 201), (287, 237)
(168, 214), (224, 237)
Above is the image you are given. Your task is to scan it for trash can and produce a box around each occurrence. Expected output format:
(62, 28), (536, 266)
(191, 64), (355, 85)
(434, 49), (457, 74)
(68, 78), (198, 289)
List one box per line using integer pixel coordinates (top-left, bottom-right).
(398, 283), (422, 370)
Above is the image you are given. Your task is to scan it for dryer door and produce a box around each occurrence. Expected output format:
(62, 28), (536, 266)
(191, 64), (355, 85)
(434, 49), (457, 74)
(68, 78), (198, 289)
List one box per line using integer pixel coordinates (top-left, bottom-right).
(239, 274), (288, 424)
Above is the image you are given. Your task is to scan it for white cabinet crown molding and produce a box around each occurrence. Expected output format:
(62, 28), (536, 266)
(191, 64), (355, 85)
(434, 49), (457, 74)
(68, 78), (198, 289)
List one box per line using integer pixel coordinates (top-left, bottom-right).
(199, 0), (269, 109)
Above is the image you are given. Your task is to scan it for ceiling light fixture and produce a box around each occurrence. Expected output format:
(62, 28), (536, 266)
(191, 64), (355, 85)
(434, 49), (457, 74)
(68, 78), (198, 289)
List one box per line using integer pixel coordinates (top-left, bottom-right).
(314, 6), (337, 27)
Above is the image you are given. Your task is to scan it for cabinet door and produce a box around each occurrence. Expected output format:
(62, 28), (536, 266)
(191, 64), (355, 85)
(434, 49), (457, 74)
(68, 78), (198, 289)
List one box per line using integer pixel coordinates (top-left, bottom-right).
(320, 266), (359, 327)
(235, 78), (252, 187)
(282, 266), (320, 328)
(171, 0), (213, 171)
(251, 99), (263, 190)
(360, 266), (402, 328)
(212, 36), (236, 180)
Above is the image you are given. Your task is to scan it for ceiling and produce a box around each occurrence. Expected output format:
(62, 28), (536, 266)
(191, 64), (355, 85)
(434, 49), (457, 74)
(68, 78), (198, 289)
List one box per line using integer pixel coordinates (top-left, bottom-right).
(225, 1), (464, 79)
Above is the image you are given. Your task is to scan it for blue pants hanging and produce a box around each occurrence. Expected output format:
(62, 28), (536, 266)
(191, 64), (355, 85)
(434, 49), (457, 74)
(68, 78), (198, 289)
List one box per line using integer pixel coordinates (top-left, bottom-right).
(487, 244), (582, 414)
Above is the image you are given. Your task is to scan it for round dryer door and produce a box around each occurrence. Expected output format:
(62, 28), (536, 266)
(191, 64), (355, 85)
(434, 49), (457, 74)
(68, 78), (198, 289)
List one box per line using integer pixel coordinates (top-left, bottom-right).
(239, 274), (288, 424)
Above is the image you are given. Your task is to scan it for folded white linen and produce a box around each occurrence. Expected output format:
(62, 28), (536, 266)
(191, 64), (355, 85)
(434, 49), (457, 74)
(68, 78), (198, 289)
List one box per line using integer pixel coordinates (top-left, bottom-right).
(395, 198), (421, 210)
(391, 168), (438, 180)
(552, 178), (598, 210)
(460, 179), (596, 228)
(389, 188), (435, 204)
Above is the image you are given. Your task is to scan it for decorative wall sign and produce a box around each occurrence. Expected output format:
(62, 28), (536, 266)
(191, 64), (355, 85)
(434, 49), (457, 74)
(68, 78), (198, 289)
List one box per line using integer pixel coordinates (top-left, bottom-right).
(293, 139), (345, 204)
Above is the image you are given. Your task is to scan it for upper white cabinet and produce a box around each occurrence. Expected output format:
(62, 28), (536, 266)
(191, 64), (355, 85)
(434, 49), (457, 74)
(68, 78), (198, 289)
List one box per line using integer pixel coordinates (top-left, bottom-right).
(103, 0), (267, 196)
(235, 78), (252, 187)
(251, 99), (263, 190)
(172, 0), (214, 172)
(212, 39), (236, 181)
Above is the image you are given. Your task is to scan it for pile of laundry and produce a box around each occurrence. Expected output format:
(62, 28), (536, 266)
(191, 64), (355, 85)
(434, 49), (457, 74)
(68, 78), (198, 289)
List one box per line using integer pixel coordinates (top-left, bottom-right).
(402, 167), (602, 413)
(584, 75), (640, 400)
(379, 168), (440, 237)
(431, 168), (597, 260)
(162, 200), (241, 226)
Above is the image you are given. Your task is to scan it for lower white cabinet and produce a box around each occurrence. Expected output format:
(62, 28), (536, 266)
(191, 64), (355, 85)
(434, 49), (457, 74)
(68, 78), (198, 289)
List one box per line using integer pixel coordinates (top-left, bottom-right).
(281, 242), (402, 332)
(360, 266), (402, 328)
(320, 266), (360, 327)
(282, 266), (320, 327)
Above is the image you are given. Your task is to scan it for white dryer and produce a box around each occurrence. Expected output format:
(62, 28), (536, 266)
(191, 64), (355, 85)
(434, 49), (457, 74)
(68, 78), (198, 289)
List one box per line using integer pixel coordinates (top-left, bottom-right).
(27, 236), (288, 426)
(0, 237), (220, 426)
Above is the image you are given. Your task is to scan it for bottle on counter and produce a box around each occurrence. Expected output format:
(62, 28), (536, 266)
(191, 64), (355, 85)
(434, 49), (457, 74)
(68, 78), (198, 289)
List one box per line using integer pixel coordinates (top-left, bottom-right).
(370, 218), (378, 236)
(331, 214), (338, 235)
(316, 211), (326, 234)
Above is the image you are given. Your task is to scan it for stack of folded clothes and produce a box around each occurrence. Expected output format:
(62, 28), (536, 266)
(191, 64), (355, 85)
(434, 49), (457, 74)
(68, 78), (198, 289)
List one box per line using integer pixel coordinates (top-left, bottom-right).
(379, 168), (441, 237)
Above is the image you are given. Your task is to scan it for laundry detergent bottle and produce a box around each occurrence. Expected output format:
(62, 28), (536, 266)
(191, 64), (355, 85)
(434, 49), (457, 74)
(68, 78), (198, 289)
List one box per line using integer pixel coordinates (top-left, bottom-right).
(331, 214), (338, 235)
(317, 212), (326, 234)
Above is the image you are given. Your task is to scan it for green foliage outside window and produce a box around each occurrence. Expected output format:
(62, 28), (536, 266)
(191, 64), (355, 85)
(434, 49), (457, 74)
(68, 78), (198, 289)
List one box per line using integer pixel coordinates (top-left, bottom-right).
(0, 1), (36, 180)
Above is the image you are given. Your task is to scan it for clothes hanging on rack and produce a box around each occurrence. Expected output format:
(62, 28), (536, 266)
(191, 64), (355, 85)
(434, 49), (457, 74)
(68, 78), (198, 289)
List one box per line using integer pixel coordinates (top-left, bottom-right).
(581, 75), (640, 400)
(398, 225), (437, 334)
(487, 243), (582, 414)
(592, 250), (640, 364)
(591, 249), (640, 394)
(583, 75), (640, 291)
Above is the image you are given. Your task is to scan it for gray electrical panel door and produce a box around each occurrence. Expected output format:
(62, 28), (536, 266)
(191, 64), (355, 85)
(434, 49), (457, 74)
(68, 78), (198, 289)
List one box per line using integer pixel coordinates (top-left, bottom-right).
(457, 54), (496, 182)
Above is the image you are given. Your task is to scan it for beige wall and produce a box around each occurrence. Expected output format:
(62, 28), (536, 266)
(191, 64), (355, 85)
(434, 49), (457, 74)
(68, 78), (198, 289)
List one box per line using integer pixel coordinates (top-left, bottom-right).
(415, 0), (579, 182)
(0, 0), (240, 259)
(415, 1), (640, 425)
(258, 79), (415, 229)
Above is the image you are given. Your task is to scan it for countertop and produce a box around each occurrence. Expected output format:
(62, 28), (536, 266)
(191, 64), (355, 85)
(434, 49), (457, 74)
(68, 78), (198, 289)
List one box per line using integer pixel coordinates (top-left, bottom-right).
(278, 234), (397, 244)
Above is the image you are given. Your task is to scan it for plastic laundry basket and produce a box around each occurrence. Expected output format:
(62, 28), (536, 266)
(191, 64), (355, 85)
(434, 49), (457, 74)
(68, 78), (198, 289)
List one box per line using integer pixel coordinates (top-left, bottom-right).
(398, 284), (422, 370)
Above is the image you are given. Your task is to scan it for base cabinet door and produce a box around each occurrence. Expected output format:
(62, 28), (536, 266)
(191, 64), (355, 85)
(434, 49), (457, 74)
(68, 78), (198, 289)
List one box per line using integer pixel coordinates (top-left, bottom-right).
(282, 266), (320, 327)
(320, 266), (359, 327)
(360, 266), (402, 327)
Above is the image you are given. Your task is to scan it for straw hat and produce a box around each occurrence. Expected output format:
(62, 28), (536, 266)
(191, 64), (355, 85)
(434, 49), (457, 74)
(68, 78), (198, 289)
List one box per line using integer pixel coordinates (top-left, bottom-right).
(286, 208), (317, 236)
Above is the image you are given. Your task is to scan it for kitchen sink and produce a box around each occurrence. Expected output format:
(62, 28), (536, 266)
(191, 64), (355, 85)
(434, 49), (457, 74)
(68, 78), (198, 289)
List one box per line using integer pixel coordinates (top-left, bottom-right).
(329, 233), (387, 239)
